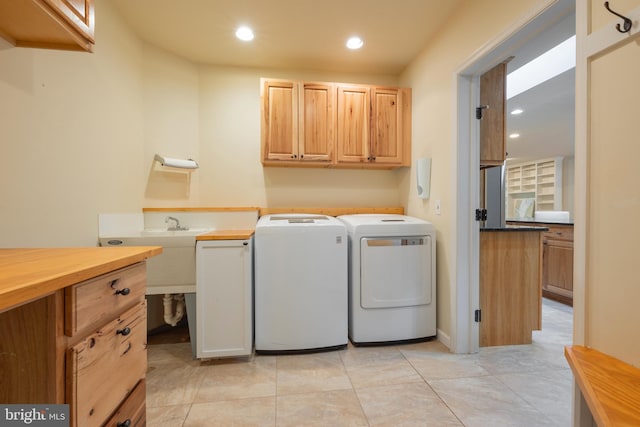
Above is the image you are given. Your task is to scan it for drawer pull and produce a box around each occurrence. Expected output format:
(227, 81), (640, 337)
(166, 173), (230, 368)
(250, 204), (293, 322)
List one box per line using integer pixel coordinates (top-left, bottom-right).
(117, 420), (131, 427)
(114, 287), (131, 296)
(116, 327), (131, 336)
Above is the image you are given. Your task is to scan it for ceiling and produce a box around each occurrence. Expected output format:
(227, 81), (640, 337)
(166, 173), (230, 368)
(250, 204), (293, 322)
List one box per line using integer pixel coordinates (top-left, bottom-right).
(110, 0), (575, 162)
(110, 0), (464, 75)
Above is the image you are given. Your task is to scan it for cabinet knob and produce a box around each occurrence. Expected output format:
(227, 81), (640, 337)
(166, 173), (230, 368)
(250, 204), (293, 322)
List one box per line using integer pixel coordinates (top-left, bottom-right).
(115, 287), (130, 296)
(372, 156), (376, 161)
(300, 154), (304, 159)
(116, 327), (131, 336)
(243, 242), (248, 246)
(117, 420), (131, 427)
(291, 155), (295, 158)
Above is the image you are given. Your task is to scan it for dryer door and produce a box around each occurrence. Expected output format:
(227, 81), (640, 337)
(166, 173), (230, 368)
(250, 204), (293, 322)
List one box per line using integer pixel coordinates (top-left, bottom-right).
(360, 236), (432, 308)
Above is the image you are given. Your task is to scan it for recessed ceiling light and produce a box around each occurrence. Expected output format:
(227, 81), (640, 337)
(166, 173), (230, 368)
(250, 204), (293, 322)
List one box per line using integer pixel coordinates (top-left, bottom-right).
(235, 26), (254, 41)
(511, 108), (524, 115)
(509, 133), (521, 139)
(346, 36), (364, 50)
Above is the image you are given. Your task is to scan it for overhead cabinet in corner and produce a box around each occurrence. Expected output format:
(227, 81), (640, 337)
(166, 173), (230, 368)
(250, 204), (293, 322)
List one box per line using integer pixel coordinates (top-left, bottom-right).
(0, 0), (95, 52)
(261, 78), (411, 169)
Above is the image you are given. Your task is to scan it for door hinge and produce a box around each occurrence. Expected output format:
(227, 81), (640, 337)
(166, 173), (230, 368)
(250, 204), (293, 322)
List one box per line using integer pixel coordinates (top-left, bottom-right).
(475, 105), (489, 120)
(474, 309), (482, 323)
(475, 209), (487, 221)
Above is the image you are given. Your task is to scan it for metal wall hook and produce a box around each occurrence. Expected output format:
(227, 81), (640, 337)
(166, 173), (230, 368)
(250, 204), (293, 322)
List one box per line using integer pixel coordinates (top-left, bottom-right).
(604, 2), (632, 33)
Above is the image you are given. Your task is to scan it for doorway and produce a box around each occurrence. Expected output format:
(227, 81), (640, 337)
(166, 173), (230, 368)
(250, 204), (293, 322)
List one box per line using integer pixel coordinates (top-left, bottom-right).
(452, 0), (575, 354)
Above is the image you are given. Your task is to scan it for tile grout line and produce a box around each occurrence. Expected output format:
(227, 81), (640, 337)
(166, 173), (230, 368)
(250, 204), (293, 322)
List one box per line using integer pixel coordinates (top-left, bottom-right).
(398, 347), (468, 426)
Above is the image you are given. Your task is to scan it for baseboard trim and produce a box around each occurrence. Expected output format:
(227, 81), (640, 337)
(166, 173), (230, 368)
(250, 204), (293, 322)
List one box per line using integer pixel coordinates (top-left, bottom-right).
(437, 328), (451, 350)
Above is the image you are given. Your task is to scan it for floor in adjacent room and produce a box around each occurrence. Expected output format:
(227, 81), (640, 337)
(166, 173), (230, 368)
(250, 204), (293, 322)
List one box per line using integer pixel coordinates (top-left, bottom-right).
(146, 298), (573, 426)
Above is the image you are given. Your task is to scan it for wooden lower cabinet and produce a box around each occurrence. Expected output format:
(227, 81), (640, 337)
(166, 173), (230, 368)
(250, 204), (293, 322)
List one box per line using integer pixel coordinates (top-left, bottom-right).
(479, 230), (543, 346)
(104, 379), (147, 427)
(507, 221), (574, 306)
(0, 262), (148, 427)
(542, 225), (574, 306)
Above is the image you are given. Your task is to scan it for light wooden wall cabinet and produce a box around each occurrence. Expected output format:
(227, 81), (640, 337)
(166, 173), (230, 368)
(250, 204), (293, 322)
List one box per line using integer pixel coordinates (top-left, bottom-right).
(0, 0), (95, 52)
(261, 78), (411, 169)
(0, 262), (148, 427)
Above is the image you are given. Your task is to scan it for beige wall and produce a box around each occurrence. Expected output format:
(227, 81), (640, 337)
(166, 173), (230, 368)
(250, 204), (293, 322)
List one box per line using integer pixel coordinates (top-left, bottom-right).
(0, 1), (145, 247)
(583, 2), (640, 365)
(399, 0), (548, 340)
(1, 0), (570, 346)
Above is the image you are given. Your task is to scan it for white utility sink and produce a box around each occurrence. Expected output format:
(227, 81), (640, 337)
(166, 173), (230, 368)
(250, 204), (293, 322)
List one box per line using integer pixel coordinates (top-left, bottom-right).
(99, 228), (213, 294)
(140, 228), (211, 237)
(100, 228), (212, 248)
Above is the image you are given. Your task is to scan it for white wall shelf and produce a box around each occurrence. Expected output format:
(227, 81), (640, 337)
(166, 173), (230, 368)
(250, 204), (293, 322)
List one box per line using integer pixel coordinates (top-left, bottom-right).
(505, 157), (563, 218)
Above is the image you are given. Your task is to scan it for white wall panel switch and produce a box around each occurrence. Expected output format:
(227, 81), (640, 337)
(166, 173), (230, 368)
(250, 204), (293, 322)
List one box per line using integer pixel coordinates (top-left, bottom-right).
(435, 200), (441, 215)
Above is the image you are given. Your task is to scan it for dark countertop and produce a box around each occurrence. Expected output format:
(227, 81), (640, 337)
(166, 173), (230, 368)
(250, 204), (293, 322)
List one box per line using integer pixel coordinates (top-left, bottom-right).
(481, 225), (548, 232)
(507, 218), (574, 226)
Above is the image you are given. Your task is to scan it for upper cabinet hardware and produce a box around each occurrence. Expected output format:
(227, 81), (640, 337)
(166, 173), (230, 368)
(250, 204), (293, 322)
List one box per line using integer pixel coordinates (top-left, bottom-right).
(604, 2), (632, 33)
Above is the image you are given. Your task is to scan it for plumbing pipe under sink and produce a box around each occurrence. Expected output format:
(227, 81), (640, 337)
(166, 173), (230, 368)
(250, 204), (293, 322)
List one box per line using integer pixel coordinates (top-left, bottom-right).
(163, 293), (186, 326)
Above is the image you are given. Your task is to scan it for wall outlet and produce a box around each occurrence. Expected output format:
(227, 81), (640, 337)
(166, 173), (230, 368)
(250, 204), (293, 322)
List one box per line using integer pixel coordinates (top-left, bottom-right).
(435, 199), (441, 215)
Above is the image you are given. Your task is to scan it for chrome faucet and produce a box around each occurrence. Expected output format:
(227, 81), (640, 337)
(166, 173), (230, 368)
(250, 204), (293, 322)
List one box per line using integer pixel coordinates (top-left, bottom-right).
(165, 216), (188, 231)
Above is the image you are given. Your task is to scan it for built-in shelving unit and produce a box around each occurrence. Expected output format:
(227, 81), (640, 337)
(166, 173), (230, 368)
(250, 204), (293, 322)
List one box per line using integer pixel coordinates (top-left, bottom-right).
(505, 157), (563, 218)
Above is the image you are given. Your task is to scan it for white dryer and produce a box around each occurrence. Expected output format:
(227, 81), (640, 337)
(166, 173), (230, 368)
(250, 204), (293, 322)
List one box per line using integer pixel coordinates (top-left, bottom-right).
(338, 214), (436, 345)
(254, 214), (348, 353)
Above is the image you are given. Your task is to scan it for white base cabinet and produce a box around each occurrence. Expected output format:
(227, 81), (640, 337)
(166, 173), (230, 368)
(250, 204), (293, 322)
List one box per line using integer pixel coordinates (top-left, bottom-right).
(196, 238), (253, 358)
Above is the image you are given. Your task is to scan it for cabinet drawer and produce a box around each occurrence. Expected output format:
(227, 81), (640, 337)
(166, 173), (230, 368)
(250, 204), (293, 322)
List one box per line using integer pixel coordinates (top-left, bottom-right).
(543, 226), (573, 242)
(65, 263), (146, 336)
(67, 301), (147, 427)
(103, 379), (146, 427)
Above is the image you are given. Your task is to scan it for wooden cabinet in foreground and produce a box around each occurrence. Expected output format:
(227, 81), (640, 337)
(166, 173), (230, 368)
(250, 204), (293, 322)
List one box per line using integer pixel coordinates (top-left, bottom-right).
(0, 261), (148, 427)
(0, 0), (95, 52)
(262, 78), (411, 169)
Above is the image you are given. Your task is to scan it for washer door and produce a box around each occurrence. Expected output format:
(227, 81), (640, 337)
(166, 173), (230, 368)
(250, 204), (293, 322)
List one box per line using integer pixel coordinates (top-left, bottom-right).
(360, 236), (432, 308)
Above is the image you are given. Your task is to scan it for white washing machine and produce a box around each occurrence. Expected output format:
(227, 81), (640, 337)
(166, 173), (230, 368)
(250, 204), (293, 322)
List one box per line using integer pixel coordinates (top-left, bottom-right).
(254, 214), (348, 353)
(338, 214), (436, 345)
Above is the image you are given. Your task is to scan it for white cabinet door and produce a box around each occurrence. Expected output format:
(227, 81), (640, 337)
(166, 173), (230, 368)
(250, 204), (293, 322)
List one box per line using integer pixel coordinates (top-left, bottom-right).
(196, 238), (253, 358)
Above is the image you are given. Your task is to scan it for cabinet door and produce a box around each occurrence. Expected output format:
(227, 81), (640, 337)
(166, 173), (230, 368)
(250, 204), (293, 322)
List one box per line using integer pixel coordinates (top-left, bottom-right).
(0, 0), (94, 51)
(337, 84), (370, 163)
(67, 301), (147, 427)
(196, 239), (253, 358)
(543, 240), (573, 297)
(479, 62), (506, 167)
(370, 87), (403, 164)
(261, 79), (299, 161)
(44, 0), (94, 41)
(300, 82), (335, 162)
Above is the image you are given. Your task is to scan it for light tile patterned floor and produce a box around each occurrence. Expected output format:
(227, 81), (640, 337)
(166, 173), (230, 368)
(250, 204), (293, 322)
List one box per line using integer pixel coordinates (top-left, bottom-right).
(146, 298), (573, 426)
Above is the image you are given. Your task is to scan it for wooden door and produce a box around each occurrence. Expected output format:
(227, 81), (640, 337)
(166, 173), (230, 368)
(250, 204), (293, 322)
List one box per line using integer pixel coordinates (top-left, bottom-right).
(370, 87), (403, 164)
(479, 62), (506, 167)
(336, 84), (370, 163)
(299, 82), (335, 162)
(261, 79), (298, 161)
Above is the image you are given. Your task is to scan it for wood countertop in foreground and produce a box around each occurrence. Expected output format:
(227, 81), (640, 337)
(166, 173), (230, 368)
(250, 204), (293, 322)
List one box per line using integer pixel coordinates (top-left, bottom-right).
(0, 247), (162, 313)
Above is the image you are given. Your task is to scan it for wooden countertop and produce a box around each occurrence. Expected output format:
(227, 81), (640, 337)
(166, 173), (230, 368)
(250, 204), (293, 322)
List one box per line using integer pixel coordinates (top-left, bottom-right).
(565, 345), (640, 426)
(196, 229), (255, 241)
(480, 225), (548, 232)
(0, 247), (162, 313)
